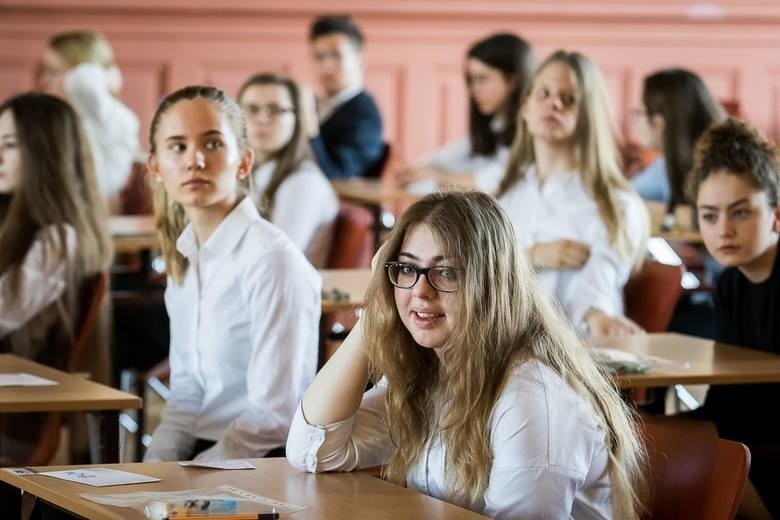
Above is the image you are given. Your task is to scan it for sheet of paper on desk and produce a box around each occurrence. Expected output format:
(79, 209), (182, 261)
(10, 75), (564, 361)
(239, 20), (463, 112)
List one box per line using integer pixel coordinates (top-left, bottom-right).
(38, 468), (161, 487)
(178, 460), (255, 470)
(592, 347), (672, 374)
(0, 373), (57, 387)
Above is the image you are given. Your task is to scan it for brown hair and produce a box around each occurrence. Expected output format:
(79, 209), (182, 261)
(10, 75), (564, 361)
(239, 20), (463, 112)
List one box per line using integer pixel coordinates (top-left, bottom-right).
(237, 73), (311, 219)
(0, 92), (111, 362)
(148, 85), (250, 285)
(687, 117), (780, 206)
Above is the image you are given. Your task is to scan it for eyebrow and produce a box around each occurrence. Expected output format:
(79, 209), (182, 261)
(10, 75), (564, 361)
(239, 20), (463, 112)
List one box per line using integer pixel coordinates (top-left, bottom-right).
(164, 130), (224, 142)
(0, 133), (16, 139)
(699, 198), (750, 211)
(398, 252), (446, 262)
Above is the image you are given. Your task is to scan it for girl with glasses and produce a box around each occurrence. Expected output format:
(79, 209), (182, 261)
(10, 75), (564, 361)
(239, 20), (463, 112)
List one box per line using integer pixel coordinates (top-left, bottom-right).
(287, 191), (646, 518)
(143, 85), (321, 462)
(496, 50), (649, 336)
(238, 73), (338, 267)
(0, 93), (112, 464)
(392, 33), (535, 194)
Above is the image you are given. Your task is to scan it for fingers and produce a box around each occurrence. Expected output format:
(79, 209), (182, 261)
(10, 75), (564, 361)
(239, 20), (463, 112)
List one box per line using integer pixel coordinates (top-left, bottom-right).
(558, 240), (590, 269)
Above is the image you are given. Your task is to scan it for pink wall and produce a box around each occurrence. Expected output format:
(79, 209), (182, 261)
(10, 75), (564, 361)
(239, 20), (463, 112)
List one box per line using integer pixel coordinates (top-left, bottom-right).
(2, 0), (780, 162)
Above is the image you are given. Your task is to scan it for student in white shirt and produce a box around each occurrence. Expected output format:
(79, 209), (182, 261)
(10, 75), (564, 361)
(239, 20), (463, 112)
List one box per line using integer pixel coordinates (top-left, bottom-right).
(496, 50), (649, 336)
(143, 86), (321, 462)
(38, 30), (141, 213)
(287, 191), (646, 519)
(238, 73), (338, 268)
(0, 92), (112, 464)
(393, 33), (535, 193)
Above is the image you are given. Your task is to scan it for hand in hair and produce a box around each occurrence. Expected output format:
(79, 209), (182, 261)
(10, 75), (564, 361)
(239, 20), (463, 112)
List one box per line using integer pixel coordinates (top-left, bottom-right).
(529, 239), (590, 270)
(584, 308), (644, 337)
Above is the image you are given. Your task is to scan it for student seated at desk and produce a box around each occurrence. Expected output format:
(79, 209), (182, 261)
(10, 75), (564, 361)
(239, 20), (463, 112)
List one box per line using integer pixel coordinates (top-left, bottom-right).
(392, 33), (535, 194)
(143, 86), (320, 462)
(287, 192), (646, 519)
(495, 50), (649, 337)
(237, 73), (338, 268)
(687, 118), (780, 517)
(0, 93), (112, 464)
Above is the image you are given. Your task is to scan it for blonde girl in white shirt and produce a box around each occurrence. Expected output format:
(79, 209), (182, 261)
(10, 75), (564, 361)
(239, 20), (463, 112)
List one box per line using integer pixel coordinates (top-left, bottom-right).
(287, 191), (646, 519)
(0, 92), (111, 464)
(38, 30), (140, 212)
(143, 86), (320, 462)
(394, 33), (535, 193)
(238, 73), (338, 268)
(496, 50), (649, 336)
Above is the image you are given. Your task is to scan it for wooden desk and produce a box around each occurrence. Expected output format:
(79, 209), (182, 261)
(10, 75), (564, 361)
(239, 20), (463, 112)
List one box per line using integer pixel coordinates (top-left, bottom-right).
(321, 268), (371, 313)
(595, 333), (780, 388)
(109, 215), (157, 253)
(0, 458), (486, 519)
(0, 354), (142, 463)
(332, 179), (419, 207)
(645, 201), (702, 244)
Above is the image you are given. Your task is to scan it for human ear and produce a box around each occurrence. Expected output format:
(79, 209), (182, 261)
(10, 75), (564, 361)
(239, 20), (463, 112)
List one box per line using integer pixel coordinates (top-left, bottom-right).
(772, 205), (780, 233)
(237, 148), (255, 180)
(146, 154), (162, 182)
(650, 114), (665, 138)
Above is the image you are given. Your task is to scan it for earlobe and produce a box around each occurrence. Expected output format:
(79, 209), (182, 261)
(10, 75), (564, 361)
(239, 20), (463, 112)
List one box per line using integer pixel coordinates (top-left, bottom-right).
(146, 155), (162, 182)
(773, 205), (780, 233)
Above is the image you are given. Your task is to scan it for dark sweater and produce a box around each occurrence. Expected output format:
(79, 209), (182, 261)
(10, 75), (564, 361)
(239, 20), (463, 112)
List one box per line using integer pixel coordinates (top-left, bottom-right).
(309, 90), (384, 180)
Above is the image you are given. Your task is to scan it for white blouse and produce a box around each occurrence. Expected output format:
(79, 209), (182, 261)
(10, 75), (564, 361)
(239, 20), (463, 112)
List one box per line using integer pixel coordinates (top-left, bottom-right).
(144, 197), (321, 462)
(407, 137), (509, 195)
(64, 63), (141, 212)
(0, 225), (76, 339)
(498, 166), (648, 328)
(252, 159), (338, 268)
(287, 359), (614, 519)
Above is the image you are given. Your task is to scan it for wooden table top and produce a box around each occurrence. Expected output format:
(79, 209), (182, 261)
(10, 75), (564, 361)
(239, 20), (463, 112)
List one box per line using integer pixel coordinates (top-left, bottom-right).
(332, 179), (420, 207)
(0, 354), (141, 413)
(321, 268), (372, 313)
(646, 201), (703, 244)
(109, 215), (157, 253)
(0, 458), (486, 520)
(596, 333), (780, 388)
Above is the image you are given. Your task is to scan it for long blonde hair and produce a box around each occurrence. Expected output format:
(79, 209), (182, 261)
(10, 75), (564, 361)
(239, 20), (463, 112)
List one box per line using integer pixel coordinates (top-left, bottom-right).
(363, 191), (646, 518)
(498, 50), (645, 269)
(49, 30), (114, 68)
(0, 93), (111, 363)
(149, 85), (250, 285)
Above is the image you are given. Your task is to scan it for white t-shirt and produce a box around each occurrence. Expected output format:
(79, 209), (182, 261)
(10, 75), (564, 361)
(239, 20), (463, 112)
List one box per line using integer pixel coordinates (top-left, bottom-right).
(286, 359), (613, 519)
(498, 166), (648, 327)
(145, 197), (321, 462)
(253, 159), (338, 268)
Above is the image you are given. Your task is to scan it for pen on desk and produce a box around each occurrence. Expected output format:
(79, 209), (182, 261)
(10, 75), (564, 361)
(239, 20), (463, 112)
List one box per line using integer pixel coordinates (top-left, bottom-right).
(167, 514), (279, 520)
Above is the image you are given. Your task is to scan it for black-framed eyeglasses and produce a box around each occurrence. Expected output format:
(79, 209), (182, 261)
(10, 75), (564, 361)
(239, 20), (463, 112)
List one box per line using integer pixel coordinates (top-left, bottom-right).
(241, 103), (294, 118)
(384, 262), (459, 292)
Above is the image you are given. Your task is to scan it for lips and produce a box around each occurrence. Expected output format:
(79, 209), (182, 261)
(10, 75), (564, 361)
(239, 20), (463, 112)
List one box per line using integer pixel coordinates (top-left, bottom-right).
(182, 178), (210, 188)
(718, 245), (740, 254)
(412, 310), (445, 329)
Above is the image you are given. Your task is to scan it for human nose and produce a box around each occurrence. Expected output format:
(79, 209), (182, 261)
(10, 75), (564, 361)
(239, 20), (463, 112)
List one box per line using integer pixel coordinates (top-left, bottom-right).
(718, 215), (735, 237)
(411, 271), (435, 298)
(186, 148), (206, 171)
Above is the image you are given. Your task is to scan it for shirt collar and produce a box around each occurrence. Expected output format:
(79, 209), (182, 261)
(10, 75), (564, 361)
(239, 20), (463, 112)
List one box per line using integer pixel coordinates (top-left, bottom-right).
(318, 86), (362, 122)
(175, 197), (260, 261)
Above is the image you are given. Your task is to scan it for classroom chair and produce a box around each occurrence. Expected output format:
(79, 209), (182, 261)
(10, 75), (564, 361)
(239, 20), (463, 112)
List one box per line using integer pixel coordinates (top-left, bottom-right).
(24, 271), (109, 466)
(643, 422), (750, 520)
(119, 161), (154, 215)
(624, 260), (684, 333)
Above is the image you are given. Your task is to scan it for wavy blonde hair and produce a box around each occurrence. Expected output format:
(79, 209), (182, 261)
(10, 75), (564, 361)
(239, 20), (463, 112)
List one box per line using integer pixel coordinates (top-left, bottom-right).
(363, 191), (646, 518)
(497, 50), (646, 269)
(149, 85), (251, 285)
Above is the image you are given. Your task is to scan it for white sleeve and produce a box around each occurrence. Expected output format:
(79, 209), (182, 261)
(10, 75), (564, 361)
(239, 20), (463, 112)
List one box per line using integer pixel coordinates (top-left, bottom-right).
(64, 63), (140, 198)
(286, 378), (393, 472)
(565, 192), (649, 326)
(0, 226), (75, 339)
(143, 284), (202, 462)
(194, 248), (320, 461)
(270, 170), (335, 254)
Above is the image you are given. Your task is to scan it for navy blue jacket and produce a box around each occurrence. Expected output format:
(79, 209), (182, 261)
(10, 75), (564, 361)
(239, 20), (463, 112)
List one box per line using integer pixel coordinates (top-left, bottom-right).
(310, 90), (384, 179)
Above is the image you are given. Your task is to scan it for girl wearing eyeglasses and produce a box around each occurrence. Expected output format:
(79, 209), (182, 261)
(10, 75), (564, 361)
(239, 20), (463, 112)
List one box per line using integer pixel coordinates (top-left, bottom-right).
(237, 73), (338, 268)
(143, 85), (321, 462)
(287, 191), (646, 519)
(496, 50), (649, 337)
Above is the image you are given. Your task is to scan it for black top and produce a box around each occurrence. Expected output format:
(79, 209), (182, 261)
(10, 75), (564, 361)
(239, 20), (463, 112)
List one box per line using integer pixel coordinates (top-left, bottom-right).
(309, 90), (385, 180)
(702, 243), (780, 444)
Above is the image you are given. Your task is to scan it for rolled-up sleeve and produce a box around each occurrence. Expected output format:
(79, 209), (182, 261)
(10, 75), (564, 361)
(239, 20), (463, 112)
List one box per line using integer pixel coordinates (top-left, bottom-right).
(287, 379), (392, 472)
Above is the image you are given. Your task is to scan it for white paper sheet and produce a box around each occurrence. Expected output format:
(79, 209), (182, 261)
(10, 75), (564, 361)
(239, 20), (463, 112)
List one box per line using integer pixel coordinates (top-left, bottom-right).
(178, 459), (255, 470)
(38, 468), (161, 487)
(0, 373), (57, 387)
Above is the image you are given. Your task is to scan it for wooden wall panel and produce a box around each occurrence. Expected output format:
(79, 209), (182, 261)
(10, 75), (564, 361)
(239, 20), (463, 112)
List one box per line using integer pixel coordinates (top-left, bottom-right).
(1, 0), (780, 165)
